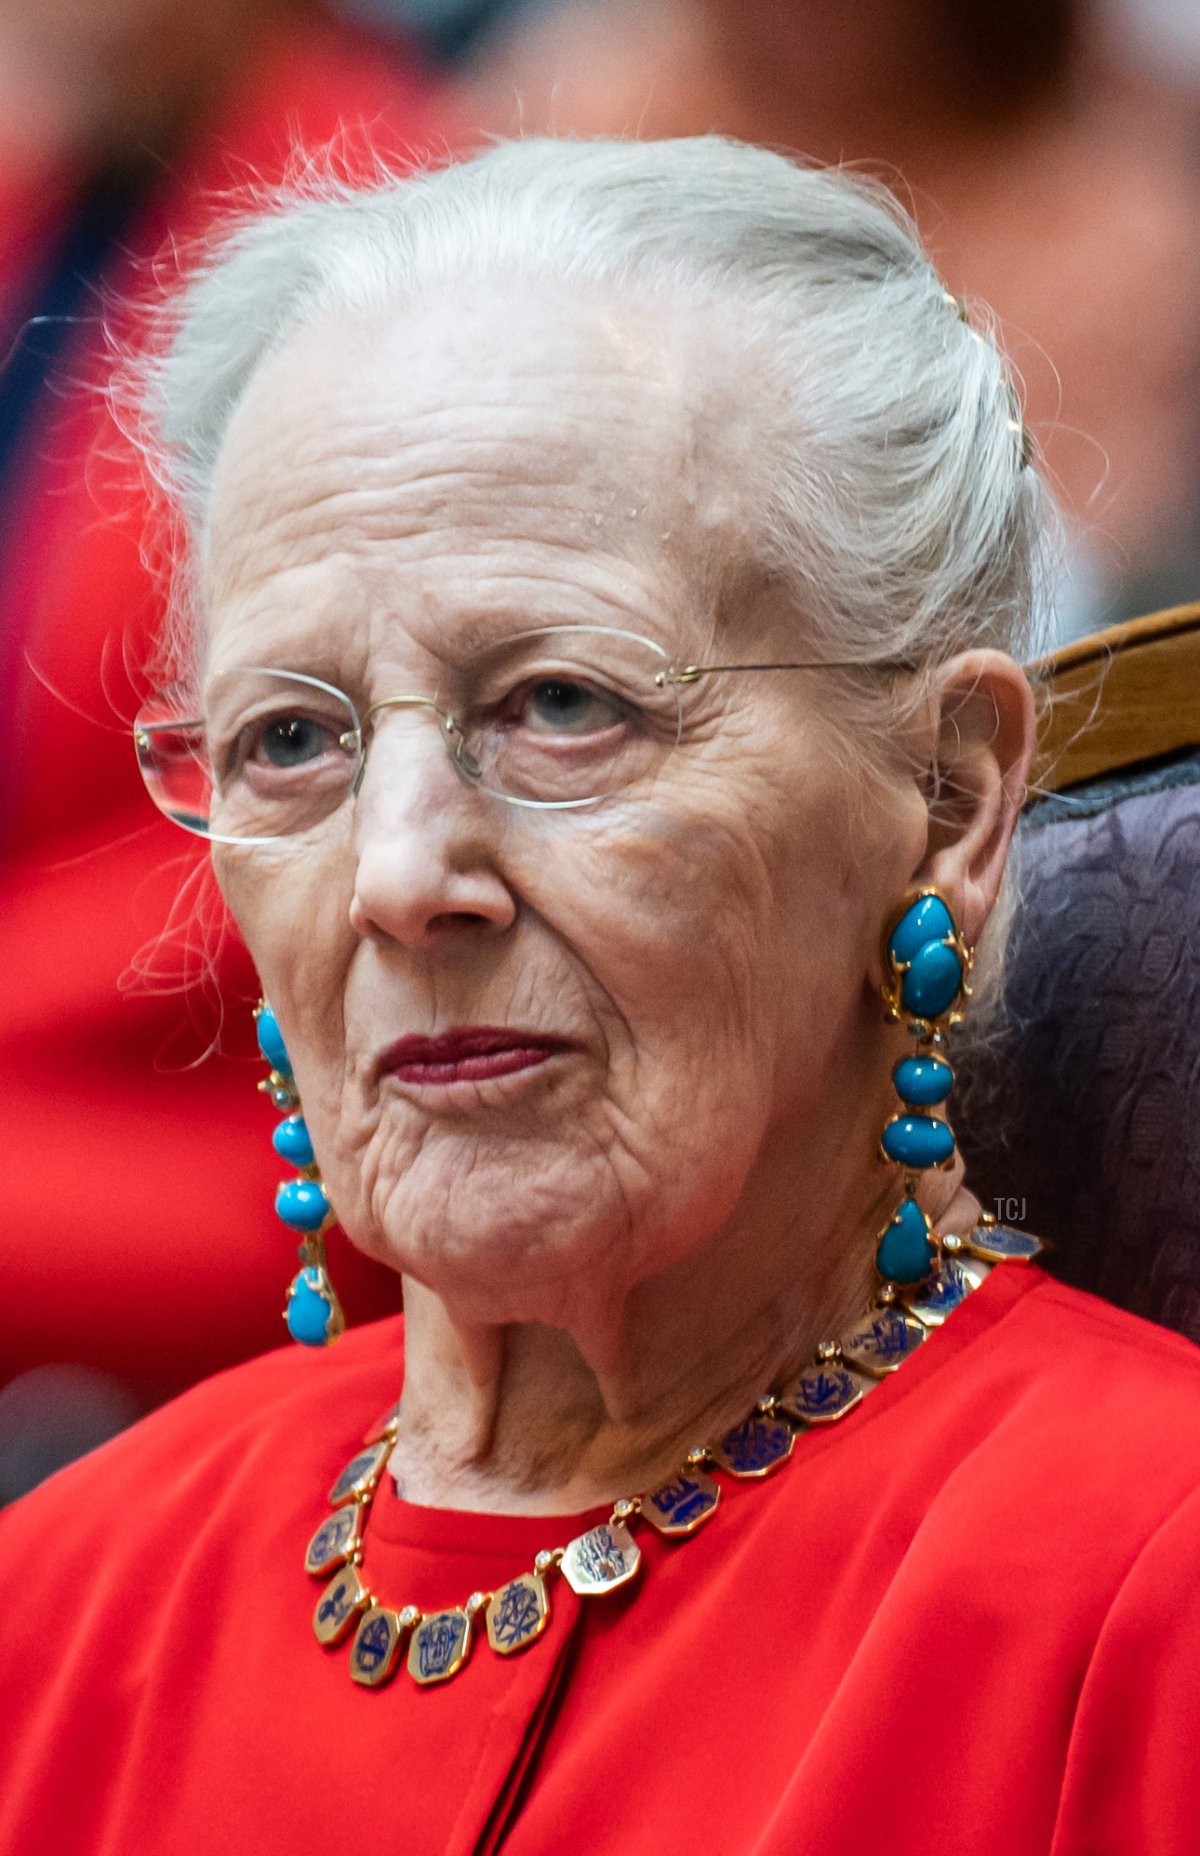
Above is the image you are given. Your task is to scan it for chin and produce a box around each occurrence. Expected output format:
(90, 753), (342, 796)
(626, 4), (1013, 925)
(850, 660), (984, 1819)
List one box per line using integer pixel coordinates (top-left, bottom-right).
(375, 1231), (622, 1331)
(346, 1169), (656, 1331)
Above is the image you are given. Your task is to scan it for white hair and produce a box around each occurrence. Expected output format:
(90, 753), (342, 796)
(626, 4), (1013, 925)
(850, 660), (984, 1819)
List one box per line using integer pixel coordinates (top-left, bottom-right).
(131, 135), (1051, 689)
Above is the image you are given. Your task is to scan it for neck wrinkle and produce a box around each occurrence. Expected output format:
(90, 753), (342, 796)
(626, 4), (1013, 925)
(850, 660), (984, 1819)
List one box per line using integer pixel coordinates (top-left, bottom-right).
(387, 1135), (973, 1518)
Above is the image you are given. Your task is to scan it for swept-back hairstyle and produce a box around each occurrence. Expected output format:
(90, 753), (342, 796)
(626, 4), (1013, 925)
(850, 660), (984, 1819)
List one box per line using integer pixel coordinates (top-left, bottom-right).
(132, 134), (1050, 687)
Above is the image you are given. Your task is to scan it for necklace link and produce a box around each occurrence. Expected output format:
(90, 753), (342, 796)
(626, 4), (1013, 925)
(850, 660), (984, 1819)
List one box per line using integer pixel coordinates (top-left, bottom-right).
(306, 1226), (1042, 1690)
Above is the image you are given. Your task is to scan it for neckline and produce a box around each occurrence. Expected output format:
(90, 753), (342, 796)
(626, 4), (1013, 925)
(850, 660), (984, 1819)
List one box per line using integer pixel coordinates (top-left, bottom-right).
(366, 1262), (1045, 1554)
(369, 1473), (610, 1555)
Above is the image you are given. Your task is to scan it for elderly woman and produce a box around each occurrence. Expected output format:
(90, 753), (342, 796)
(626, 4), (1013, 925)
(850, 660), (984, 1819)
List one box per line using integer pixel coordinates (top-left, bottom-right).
(3, 138), (1199, 1855)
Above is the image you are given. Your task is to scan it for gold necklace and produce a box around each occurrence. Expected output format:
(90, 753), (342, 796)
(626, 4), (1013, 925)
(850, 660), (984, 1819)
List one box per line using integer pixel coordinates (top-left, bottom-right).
(304, 1222), (1040, 1689)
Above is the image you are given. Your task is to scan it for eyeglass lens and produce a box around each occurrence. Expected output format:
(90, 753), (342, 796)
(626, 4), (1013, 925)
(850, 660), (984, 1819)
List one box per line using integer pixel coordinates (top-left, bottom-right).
(134, 628), (684, 842)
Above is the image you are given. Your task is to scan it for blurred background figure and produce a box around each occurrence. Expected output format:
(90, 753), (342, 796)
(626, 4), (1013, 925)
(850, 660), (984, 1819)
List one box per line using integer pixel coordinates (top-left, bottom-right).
(452, 0), (1200, 639)
(339, 0), (530, 65)
(0, 1365), (143, 1505)
(0, 0), (452, 1496)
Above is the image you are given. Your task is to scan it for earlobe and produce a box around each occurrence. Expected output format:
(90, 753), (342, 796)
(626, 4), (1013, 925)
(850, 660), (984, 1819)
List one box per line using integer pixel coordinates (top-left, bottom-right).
(909, 651), (1037, 946)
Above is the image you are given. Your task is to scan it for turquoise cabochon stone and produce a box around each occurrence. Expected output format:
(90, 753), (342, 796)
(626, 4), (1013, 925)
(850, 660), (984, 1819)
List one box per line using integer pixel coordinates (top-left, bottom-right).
(881, 1115), (955, 1169)
(287, 1268), (335, 1345)
(892, 1054), (953, 1106)
(275, 1178), (330, 1231)
(256, 1006), (293, 1077)
(899, 939), (963, 1019)
(272, 1114), (315, 1168)
(876, 1198), (934, 1284)
(887, 893), (955, 965)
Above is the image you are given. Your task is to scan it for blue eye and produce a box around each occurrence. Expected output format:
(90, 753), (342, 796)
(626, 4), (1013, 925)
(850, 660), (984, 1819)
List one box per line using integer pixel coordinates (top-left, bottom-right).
(522, 678), (625, 736)
(258, 715), (336, 767)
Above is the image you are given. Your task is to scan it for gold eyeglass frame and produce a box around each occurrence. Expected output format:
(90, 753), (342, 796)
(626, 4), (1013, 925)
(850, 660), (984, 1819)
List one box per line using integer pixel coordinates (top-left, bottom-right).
(133, 635), (918, 844)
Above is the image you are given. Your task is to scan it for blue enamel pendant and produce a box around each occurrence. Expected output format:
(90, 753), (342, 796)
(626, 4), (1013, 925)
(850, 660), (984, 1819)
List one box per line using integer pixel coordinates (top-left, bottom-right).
(966, 1223), (1044, 1264)
(407, 1609), (473, 1685)
(840, 1306), (926, 1377)
(709, 1415), (794, 1478)
(485, 1575), (550, 1656)
(350, 1607), (408, 1688)
(640, 1469), (721, 1535)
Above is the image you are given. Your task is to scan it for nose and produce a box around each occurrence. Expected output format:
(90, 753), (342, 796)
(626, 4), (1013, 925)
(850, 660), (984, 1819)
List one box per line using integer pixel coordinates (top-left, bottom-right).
(347, 710), (518, 950)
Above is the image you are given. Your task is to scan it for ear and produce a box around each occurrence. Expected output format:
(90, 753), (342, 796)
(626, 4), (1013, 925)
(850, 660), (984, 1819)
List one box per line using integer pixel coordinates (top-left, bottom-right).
(912, 650), (1037, 946)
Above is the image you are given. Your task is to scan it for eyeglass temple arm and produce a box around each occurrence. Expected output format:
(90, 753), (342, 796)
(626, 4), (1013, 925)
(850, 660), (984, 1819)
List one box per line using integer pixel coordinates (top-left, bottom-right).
(659, 657), (917, 687)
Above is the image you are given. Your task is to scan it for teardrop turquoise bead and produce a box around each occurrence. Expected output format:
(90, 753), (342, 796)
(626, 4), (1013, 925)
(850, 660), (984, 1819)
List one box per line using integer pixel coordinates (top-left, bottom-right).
(257, 1006), (293, 1077)
(899, 939), (963, 1019)
(887, 894), (955, 965)
(272, 1114), (314, 1168)
(876, 1198), (934, 1284)
(881, 1115), (955, 1169)
(286, 1267), (336, 1345)
(275, 1178), (330, 1231)
(892, 1055), (953, 1105)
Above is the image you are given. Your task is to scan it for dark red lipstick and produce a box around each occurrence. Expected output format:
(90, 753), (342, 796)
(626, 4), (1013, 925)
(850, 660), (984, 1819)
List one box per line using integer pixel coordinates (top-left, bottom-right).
(377, 1027), (572, 1086)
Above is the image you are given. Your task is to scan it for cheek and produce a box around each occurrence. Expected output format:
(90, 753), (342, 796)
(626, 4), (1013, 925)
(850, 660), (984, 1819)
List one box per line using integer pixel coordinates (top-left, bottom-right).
(526, 781), (856, 1180)
(590, 776), (862, 1031)
(551, 803), (776, 1053)
(602, 759), (900, 1144)
(214, 840), (357, 1069)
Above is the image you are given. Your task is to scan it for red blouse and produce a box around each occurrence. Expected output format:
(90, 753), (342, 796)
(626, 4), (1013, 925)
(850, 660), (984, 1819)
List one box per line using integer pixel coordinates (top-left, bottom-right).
(3, 1263), (1200, 1855)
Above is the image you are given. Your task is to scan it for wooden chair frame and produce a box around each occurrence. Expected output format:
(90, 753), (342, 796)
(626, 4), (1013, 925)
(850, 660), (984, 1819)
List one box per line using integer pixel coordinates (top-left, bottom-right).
(1029, 602), (1200, 796)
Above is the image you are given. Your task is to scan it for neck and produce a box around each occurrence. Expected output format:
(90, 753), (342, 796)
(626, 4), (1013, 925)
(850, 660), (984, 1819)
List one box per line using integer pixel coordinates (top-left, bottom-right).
(387, 1107), (978, 1517)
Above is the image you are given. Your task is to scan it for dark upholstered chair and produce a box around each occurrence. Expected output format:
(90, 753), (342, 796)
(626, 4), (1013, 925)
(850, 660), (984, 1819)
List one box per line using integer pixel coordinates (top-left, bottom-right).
(960, 605), (1200, 1340)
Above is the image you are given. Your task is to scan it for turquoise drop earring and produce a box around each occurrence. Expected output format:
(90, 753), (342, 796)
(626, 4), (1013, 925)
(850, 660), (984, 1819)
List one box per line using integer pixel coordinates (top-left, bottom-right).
(256, 1002), (345, 1347)
(875, 889), (973, 1287)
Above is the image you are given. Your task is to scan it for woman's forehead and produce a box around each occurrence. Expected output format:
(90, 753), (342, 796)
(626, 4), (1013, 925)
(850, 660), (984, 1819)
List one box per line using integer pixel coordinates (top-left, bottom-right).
(203, 284), (760, 667)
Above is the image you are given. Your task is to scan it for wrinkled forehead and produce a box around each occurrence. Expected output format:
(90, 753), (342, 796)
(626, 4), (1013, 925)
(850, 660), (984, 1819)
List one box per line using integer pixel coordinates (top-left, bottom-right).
(202, 276), (763, 671)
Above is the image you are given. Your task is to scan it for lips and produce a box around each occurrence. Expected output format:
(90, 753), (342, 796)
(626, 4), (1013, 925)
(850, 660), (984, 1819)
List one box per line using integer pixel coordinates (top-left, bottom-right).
(376, 1027), (573, 1086)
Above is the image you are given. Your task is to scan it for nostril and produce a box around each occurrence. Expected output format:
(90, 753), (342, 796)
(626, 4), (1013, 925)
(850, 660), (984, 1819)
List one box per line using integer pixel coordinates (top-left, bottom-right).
(428, 911), (492, 934)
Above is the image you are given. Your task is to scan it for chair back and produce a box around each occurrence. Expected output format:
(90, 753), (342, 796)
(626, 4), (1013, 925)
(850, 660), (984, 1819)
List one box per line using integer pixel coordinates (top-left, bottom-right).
(961, 604), (1200, 1338)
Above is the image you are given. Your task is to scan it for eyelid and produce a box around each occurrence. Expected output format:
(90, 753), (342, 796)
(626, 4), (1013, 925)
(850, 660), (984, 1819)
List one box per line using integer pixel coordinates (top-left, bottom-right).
(219, 703), (350, 782)
(507, 672), (638, 724)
